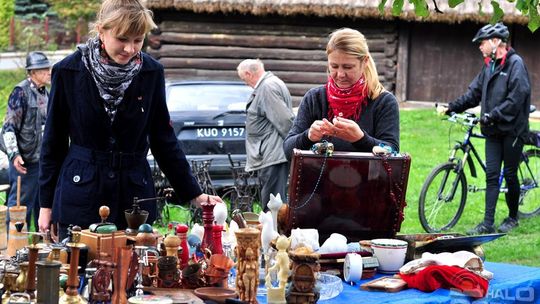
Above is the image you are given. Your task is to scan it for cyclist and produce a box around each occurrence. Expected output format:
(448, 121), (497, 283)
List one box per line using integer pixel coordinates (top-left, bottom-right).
(438, 23), (531, 234)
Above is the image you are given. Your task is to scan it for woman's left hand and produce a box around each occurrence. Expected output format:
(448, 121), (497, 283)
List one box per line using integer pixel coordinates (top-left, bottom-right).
(192, 193), (224, 208)
(331, 116), (364, 142)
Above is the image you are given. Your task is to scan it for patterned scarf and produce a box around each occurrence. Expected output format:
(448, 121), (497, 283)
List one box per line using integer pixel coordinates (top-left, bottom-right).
(325, 76), (368, 121)
(78, 37), (143, 122)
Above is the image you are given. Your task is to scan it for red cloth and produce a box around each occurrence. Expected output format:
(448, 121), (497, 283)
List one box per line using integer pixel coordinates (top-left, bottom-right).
(325, 76), (368, 121)
(399, 265), (489, 299)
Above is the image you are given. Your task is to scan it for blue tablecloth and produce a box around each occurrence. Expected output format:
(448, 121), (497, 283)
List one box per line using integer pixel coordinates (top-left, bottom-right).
(256, 262), (540, 303)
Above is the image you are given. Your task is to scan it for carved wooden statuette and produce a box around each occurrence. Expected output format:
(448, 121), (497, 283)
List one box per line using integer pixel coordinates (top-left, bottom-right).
(234, 227), (260, 304)
(286, 250), (321, 304)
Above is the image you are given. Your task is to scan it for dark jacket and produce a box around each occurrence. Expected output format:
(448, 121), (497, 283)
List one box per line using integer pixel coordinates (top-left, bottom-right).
(448, 48), (531, 140)
(283, 86), (400, 160)
(245, 72), (294, 172)
(39, 50), (202, 229)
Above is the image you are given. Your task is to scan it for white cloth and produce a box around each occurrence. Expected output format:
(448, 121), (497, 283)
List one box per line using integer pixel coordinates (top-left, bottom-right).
(399, 251), (493, 280)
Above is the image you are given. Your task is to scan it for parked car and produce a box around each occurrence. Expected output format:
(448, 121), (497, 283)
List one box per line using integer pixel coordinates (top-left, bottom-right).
(148, 81), (254, 192)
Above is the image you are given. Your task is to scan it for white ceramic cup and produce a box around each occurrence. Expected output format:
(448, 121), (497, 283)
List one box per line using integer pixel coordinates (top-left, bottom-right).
(371, 238), (408, 273)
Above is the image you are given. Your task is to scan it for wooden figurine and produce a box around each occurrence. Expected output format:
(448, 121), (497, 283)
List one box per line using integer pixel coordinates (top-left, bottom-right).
(286, 249), (321, 304)
(266, 235), (291, 304)
(235, 227), (260, 304)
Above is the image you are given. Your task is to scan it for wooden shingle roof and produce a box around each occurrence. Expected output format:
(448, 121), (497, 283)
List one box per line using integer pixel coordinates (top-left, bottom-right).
(146, 0), (528, 24)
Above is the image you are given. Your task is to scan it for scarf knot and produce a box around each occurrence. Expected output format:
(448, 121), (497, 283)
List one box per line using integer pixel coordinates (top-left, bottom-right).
(78, 37), (143, 122)
(325, 76), (369, 121)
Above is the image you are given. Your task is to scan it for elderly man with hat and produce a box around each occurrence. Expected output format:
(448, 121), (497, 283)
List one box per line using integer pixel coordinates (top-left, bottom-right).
(439, 23), (531, 234)
(2, 51), (51, 231)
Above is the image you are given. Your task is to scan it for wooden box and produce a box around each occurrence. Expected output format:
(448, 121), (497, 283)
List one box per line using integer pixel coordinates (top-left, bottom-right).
(283, 149), (411, 242)
(80, 229), (127, 260)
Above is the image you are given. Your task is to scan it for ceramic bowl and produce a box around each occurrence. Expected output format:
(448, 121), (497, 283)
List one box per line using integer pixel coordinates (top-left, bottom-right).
(194, 287), (238, 303)
(371, 238), (408, 273)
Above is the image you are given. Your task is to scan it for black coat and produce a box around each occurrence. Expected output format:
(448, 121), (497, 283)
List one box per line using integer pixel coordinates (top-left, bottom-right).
(448, 48), (531, 140)
(39, 51), (202, 229)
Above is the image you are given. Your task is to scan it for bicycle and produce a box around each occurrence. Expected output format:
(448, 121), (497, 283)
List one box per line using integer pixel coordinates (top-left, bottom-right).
(418, 111), (540, 233)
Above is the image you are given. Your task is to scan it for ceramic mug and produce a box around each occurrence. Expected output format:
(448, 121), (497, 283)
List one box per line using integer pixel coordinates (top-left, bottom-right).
(371, 238), (408, 273)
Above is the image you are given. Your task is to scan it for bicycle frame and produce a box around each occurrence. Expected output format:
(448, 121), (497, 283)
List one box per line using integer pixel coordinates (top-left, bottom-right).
(441, 113), (486, 200)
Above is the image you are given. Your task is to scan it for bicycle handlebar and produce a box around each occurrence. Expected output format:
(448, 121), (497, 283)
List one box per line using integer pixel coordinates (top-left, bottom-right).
(446, 112), (479, 127)
(434, 103), (479, 127)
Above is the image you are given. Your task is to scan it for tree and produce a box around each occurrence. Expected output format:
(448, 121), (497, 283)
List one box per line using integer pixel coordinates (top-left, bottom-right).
(379, 0), (539, 32)
(0, 0), (15, 50)
(46, 0), (100, 29)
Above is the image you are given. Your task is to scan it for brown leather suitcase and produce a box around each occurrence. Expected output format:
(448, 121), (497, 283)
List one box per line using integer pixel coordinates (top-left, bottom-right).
(283, 149), (411, 243)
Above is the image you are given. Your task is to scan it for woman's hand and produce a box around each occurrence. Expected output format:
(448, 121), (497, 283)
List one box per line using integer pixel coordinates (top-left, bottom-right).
(308, 119), (336, 142)
(192, 193), (224, 208)
(331, 116), (364, 142)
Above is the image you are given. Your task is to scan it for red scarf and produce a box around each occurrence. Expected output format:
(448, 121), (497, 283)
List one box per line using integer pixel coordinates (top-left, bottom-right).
(325, 76), (368, 121)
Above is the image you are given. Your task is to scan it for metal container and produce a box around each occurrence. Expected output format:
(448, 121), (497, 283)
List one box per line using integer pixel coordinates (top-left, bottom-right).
(36, 260), (61, 304)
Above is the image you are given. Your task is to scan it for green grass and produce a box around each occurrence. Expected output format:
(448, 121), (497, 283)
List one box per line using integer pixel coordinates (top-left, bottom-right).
(0, 69), (26, 119)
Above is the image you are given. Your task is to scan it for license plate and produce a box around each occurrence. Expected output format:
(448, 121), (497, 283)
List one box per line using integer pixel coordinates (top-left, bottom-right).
(196, 127), (245, 138)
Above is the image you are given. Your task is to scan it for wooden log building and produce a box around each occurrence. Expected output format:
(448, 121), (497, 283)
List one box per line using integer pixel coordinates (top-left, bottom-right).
(146, 0), (539, 107)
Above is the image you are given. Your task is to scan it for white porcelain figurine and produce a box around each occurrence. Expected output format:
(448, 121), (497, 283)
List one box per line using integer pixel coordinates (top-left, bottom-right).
(267, 193), (283, 232)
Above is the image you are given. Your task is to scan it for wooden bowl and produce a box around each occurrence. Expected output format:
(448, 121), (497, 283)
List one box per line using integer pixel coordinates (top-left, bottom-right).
(193, 287), (237, 303)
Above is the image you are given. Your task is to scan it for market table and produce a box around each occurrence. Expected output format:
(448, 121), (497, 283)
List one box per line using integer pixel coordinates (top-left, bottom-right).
(256, 262), (540, 303)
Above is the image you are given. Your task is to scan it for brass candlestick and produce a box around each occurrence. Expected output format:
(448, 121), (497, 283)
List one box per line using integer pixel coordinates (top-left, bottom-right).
(60, 225), (87, 304)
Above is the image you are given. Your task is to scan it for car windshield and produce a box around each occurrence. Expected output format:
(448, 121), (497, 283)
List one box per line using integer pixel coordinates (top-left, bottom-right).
(167, 83), (252, 112)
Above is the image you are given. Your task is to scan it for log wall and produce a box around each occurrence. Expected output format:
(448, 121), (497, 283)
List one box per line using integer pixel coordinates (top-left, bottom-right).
(147, 12), (398, 107)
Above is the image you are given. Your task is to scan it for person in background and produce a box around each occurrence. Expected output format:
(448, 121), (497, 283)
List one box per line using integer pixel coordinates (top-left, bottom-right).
(2, 51), (51, 231)
(38, 0), (222, 240)
(283, 28), (399, 159)
(237, 59), (295, 210)
(438, 22), (531, 234)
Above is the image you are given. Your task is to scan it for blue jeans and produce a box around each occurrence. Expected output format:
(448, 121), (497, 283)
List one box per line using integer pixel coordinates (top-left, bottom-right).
(7, 161), (40, 231)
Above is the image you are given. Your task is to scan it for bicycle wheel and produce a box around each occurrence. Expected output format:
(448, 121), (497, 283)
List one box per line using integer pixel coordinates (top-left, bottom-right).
(419, 162), (467, 232)
(518, 149), (540, 218)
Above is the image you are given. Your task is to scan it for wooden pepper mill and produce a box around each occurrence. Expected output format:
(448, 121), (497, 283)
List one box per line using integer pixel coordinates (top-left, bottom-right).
(59, 225), (88, 304)
(201, 197), (216, 253)
(164, 234), (181, 257)
(175, 224), (190, 269)
(25, 234), (41, 298)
